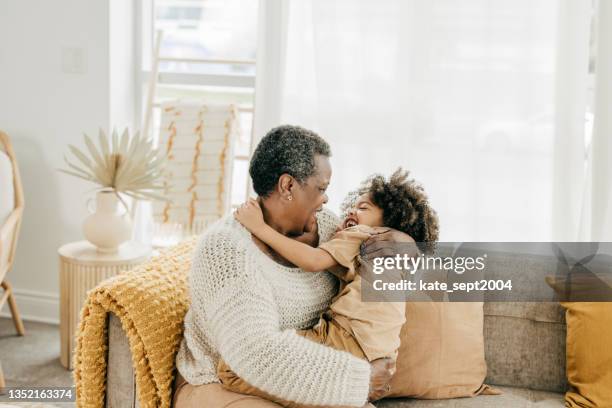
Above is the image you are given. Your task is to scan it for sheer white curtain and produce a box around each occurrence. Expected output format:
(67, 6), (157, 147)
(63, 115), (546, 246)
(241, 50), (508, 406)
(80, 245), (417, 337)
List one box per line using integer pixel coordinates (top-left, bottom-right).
(254, 0), (603, 242)
(590, 0), (612, 242)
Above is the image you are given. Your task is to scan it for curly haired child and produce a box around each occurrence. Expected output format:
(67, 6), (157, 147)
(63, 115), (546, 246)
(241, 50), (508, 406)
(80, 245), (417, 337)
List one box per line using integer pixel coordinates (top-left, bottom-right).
(217, 168), (440, 408)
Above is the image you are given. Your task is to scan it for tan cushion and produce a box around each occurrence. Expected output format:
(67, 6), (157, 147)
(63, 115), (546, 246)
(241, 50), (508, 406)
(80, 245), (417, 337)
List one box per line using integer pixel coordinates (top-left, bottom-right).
(561, 302), (612, 407)
(388, 302), (493, 399)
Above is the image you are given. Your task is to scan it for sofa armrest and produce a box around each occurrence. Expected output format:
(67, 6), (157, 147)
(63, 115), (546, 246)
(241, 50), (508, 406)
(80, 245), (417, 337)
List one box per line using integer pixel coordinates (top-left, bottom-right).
(106, 313), (139, 408)
(76, 237), (196, 408)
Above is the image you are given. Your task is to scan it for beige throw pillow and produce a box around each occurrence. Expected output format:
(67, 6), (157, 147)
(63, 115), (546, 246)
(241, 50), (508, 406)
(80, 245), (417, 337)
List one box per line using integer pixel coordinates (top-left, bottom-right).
(388, 302), (499, 399)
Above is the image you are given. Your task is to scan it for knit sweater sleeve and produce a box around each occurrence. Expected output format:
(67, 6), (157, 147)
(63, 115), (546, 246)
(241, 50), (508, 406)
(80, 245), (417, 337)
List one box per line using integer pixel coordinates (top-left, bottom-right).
(191, 223), (371, 407)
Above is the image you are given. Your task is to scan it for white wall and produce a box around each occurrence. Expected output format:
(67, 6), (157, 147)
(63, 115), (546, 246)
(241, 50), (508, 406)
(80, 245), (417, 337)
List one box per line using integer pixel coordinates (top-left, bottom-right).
(0, 0), (136, 323)
(110, 0), (137, 129)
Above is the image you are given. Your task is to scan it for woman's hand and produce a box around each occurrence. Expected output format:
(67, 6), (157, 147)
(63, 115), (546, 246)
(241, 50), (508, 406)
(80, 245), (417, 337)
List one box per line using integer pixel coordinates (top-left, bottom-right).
(360, 227), (419, 261)
(368, 357), (396, 401)
(234, 198), (266, 233)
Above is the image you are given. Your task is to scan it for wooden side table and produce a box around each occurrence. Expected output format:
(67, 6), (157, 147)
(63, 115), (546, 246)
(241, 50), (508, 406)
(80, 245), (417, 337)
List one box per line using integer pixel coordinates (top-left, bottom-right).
(58, 241), (151, 370)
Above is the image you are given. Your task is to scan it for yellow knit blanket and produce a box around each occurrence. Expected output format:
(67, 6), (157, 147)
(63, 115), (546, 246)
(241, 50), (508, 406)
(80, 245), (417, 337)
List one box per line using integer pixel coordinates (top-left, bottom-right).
(73, 237), (197, 408)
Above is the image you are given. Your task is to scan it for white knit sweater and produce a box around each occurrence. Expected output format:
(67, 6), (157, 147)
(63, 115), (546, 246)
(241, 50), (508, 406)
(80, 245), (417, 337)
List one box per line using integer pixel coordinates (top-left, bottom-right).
(176, 208), (371, 406)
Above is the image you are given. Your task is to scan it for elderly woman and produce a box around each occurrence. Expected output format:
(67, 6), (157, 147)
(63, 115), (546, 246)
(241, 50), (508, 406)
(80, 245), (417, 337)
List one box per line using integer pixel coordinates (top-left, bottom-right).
(173, 125), (408, 408)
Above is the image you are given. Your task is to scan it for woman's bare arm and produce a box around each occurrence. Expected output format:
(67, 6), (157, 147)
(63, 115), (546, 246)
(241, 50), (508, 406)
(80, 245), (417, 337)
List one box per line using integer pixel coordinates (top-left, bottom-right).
(235, 199), (337, 272)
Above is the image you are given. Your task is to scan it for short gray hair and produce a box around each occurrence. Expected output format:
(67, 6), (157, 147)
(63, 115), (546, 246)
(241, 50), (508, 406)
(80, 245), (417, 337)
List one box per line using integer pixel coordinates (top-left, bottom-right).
(249, 125), (331, 197)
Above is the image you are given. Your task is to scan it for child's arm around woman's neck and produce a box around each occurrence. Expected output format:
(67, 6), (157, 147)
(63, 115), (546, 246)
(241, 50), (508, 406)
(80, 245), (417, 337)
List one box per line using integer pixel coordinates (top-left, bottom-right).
(235, 198), (337, 272)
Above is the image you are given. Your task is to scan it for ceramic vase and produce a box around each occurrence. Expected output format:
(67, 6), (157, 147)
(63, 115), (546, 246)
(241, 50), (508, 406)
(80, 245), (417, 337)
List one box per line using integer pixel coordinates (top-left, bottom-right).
(83, 190), (132, 253)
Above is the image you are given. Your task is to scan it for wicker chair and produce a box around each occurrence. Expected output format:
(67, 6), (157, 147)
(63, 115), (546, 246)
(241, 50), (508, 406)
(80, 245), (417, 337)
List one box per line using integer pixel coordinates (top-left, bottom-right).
(0, 130), (26, 388)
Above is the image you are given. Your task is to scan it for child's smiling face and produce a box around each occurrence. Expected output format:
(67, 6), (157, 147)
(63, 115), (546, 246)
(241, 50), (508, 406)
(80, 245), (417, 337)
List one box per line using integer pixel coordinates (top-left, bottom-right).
(342, 193), (384, 229)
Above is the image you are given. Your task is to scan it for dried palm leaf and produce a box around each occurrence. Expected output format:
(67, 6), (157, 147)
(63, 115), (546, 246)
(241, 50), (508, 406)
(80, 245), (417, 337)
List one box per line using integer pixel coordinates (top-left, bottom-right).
(58, 128), (171, 205)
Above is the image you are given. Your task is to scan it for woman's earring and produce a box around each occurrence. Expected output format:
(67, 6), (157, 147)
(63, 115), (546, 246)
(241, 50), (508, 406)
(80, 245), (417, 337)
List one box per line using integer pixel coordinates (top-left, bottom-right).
(288, 195), (293, 201)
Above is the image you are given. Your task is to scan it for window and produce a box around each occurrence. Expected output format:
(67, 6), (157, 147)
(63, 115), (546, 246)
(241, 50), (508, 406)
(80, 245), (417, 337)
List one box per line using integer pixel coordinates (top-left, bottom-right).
(155, 0), (257, 76)
(141, 0), (258, 207)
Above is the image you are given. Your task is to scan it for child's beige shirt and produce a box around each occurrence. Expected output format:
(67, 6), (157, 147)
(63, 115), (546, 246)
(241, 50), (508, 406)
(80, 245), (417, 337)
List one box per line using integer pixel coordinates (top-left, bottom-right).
(319, 224), (406, 361)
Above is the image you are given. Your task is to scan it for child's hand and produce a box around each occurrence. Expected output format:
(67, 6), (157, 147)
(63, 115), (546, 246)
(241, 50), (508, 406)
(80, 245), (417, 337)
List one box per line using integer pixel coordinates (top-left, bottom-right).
(234, 198), (265, 233)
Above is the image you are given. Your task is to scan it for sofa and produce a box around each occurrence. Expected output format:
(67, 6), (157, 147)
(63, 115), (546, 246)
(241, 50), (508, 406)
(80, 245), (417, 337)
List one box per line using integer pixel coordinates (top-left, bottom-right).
(104, 254), (568, 408)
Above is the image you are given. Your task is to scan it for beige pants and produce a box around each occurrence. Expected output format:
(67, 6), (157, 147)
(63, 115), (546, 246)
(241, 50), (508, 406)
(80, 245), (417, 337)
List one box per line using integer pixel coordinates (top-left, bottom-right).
(172, 374), (283, 408)
(215, 311), (370, 408)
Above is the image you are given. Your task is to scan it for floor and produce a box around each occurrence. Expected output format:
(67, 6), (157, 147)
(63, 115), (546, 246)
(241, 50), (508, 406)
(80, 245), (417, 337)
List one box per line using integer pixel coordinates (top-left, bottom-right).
(0, 317), (74, 407)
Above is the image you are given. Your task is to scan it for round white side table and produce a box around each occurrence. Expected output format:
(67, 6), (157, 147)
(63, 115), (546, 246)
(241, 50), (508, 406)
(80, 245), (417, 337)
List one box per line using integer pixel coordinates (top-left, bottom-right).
(58, 241), (151, 370)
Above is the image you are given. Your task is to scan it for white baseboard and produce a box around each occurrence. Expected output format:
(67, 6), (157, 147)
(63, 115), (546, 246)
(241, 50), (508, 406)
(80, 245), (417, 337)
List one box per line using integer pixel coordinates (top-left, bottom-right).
(0, 288), (59, 325)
